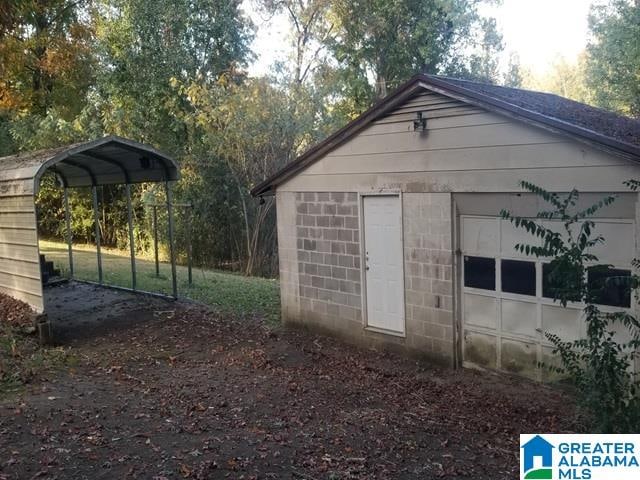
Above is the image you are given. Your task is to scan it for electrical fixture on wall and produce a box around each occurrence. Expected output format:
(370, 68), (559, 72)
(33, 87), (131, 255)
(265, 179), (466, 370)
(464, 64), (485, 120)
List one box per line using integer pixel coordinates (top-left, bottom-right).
(413, 111), (427, 132)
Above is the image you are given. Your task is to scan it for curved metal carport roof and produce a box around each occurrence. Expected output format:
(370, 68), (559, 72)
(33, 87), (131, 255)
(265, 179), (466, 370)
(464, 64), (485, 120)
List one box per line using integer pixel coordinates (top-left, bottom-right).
(0, 136), (181, 314)
(0, 135), (179, 189)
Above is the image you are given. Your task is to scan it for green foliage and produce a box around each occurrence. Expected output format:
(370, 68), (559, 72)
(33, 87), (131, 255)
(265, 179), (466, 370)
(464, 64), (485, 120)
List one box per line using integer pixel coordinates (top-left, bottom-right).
(93, 0), (253, 154)
(521, 55), (593, 105)
(325, 0), (503, 109)
(501, 181), (640, 433)
(586, 0), (640, 117)
(3, 0), (509, 279)
(0, 114), (17, 156)
(181, 77), (302, 274)
(501, 53), (523, 88)
(0, 0), (95, 116)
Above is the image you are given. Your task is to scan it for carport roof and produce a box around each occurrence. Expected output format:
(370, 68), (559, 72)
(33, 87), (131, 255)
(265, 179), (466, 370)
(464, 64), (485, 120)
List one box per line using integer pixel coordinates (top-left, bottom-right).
(0, 136), (180, 189)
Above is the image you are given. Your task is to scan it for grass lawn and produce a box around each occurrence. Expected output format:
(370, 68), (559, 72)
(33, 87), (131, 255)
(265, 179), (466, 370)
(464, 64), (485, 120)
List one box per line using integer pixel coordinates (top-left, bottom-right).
(38, 240), (281, 322)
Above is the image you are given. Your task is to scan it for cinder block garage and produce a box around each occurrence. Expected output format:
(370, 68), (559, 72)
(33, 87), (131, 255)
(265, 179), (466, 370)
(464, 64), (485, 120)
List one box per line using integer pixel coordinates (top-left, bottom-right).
(252, 74), (640, 380)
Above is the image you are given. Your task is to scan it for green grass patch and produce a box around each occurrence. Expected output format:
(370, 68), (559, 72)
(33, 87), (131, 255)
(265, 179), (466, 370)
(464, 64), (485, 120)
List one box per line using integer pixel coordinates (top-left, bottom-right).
(39, 240), (281, 323)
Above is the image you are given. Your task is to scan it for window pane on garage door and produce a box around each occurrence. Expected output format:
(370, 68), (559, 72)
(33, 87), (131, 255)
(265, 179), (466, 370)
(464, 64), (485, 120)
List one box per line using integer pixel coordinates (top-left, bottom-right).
(501, 259), (536, 296)
(464, 256), (495, 290)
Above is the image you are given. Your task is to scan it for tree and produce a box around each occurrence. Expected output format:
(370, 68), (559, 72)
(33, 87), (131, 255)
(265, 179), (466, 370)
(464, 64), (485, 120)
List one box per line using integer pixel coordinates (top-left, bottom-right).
(522, 55), (593, 105)
(502, 52), (523, 88)
(0, 0), (94, 117)
(586, 0), (640, 117)
(259, 0), (334, 86)
(92, 0), (253, 155)
(182, 77), (301, 275)
(442, 16), (503, 84)
(257, 1), (343, 154)
(328, 0), (502, 107)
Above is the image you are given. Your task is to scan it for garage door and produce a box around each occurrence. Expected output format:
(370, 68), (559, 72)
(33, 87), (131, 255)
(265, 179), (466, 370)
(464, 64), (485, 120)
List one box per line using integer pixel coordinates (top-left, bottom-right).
(460, 215), (635, 380)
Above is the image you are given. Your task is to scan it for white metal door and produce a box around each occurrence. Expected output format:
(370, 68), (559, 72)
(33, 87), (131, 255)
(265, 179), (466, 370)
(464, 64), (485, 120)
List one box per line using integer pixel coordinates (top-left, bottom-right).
(363, 195), (404, 334)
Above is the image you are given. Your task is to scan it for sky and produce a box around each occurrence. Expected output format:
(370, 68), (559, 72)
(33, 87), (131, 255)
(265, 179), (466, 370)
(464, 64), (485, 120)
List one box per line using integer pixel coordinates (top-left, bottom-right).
(243, 0), (595, 78)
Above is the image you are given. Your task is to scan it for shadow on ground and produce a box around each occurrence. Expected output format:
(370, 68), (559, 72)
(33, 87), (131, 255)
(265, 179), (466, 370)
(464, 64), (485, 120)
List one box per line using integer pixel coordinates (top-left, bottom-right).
(44, 281), (173, 342)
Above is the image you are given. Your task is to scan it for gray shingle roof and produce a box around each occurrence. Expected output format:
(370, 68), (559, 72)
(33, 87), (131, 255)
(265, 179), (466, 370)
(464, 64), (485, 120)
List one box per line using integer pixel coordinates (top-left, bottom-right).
(435, 76), (640, 147)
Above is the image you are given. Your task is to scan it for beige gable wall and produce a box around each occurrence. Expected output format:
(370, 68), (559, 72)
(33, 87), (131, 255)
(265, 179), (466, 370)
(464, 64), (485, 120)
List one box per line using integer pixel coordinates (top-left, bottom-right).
(279, 90), (639, 194)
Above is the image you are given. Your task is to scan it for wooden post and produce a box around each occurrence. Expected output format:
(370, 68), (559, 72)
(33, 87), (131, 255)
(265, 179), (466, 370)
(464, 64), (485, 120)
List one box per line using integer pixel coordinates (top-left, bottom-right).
(153, 205), (160, 277)
(126, 184), (136, 290)
(165, 182), (178, 298)
(35, 314), (53, 345)
(92, 186), (103, 284)
(63, 188), (73, 278)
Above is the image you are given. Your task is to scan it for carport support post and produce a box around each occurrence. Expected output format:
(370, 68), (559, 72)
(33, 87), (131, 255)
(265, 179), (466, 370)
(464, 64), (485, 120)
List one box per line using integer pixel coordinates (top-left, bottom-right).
(187, 204), (193, 286)
(92, 186), (103, 284)
(165, 182), (178, 298)
(153, 206), (159, 277)
(126, 184), (136, 291)
(63, 188), (74, 278)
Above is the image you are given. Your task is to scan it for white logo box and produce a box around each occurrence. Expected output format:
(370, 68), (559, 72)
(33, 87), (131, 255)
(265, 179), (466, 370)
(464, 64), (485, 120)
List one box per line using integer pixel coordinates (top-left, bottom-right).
(520, 434), (640, 480)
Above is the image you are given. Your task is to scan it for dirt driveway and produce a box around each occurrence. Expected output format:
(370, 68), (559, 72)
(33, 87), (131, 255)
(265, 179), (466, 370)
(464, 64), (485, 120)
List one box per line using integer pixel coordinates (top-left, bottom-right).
(0, 290), (575, 479)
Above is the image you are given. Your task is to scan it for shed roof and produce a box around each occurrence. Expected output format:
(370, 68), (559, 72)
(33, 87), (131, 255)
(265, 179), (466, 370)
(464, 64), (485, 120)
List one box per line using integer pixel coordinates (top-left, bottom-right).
(251, 74), (640, 197)
(0, 136), (180, 190)
(434, 76), (640, 147)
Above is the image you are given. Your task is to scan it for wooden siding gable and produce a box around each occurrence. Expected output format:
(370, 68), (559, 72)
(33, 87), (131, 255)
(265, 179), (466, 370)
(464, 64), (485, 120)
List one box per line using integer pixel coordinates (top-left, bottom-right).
(252, 75), (640, 197)
(279, 90), (639, 194)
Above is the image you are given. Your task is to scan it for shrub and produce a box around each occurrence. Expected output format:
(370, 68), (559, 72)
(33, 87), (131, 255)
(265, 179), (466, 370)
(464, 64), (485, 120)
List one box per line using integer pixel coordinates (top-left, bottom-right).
(501, 180), (640, 432)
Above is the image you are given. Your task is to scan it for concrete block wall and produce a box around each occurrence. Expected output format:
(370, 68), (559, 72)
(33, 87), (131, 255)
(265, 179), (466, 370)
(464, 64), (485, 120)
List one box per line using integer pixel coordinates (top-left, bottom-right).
(295, 192), (363, 334)
(277, 190), (456, 365)
(276, 192), (301, 323)
(402, 193), (455, 365)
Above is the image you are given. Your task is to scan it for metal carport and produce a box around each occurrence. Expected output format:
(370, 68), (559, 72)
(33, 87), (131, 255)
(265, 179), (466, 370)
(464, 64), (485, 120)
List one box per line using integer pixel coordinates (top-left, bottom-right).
(0, 136), (180, 313)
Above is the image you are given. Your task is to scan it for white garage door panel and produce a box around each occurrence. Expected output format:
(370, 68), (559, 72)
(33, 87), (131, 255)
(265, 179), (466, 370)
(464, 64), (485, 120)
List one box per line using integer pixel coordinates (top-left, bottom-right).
(500, 220), (540, 258)
(500, 338), (538, 380)
(464, 331), (497, 369)
(461, 217), (499, 256)
(464, 293), (497, 329)
(501, 299), (538, 338)
(542, 305), (582, 342)
(540, 220), (634, 265)
(461, 215), (635, 379)
(591, 222), (635, 265)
